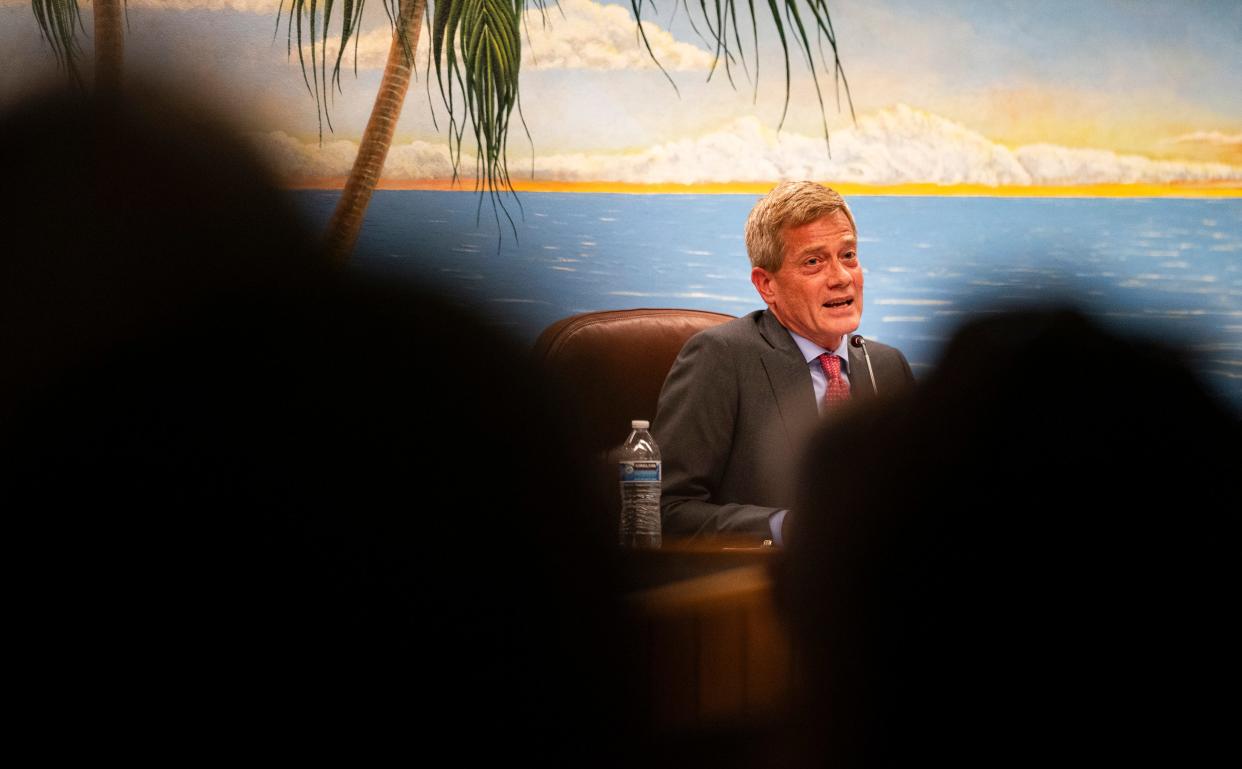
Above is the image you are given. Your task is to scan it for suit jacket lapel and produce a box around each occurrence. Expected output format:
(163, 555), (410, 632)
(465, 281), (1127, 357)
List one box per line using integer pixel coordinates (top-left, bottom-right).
(848, 342), (876, 401)
(757, 310), (819, 450)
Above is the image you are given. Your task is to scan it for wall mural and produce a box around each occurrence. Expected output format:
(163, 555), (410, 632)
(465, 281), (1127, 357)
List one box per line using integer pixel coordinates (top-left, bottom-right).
(3, 0), (1239, 405)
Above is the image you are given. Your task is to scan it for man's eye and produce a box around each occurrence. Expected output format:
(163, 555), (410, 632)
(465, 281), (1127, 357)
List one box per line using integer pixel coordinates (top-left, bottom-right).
(843, 252), (858, 261)
(806, 257), (821, 266)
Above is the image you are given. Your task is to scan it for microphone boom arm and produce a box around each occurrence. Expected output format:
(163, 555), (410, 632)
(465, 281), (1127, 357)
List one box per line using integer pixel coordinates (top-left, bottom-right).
(851, 334), (880, 396)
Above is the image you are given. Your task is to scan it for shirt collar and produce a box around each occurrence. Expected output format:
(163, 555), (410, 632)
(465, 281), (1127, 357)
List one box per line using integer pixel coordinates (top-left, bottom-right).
(786, 328), (851, 374)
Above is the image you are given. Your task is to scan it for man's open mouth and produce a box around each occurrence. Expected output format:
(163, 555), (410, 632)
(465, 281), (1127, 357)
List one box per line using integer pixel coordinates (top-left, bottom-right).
(822, 298), (854, 309)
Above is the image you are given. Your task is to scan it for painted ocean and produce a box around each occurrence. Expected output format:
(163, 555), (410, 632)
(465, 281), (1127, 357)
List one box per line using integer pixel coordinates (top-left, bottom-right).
(295, 192), (1242, 409)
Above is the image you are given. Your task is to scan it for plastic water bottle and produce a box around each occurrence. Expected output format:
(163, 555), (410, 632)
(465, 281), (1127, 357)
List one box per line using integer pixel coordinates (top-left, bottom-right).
(618, 420), (662, 549)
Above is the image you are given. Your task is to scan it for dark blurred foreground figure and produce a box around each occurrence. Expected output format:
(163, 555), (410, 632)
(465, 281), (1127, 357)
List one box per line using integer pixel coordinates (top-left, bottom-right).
(780, 308), (1240, 769)
(1, 86), (624, 761)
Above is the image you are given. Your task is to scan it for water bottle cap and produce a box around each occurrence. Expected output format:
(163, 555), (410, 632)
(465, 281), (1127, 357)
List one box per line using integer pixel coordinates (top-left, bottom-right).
(631, 420), (650, 429)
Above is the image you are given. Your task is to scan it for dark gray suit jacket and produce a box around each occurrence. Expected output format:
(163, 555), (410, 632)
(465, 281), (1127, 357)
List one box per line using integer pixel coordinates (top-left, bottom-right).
(653, 309), (915, 540)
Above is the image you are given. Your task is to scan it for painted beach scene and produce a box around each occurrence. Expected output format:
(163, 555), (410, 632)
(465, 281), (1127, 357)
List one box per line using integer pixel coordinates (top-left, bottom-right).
(3, 0), (1239, 406)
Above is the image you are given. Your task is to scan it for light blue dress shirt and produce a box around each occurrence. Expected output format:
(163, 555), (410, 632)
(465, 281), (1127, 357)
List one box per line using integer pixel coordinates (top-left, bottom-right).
(768, 329), (853, 545)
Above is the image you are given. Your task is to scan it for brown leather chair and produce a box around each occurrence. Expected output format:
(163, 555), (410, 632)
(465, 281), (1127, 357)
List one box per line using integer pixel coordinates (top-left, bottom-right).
(533, 308), (734, 458)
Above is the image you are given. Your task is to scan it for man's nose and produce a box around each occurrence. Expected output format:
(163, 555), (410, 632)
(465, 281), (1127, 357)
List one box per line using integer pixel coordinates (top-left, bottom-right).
(826, 258), (852, 287)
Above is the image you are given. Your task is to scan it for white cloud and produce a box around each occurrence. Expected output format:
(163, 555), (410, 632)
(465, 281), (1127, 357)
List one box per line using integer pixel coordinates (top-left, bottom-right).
(532, 116), (787, 184)
(828, 105), (1034, 185)
(312, 26), (406, 72)
(128, 0), (279, 10)
(0, 1), (281, 12)
(1014, 144), (1241, 185)
(251, 131), (366, 179)
(531, 105), (1241, 185)
(531, 105), (1036, 185)
(521, 0), (712, 71)
(252, 104), (1242, 185)
(382, 135), (460, 178)
(1162, 131), (1242, 147)
(304, 0), (712, 72)
(250, 130), (458, 179)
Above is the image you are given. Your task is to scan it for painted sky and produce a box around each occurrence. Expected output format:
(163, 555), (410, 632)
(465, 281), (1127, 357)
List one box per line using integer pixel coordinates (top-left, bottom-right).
(1, 0), (1239, 186)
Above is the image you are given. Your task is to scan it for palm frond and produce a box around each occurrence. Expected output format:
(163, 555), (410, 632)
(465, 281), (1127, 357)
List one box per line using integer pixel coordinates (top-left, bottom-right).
(32, 0), (86, 86)
(632, 0), (854, 152)
(432, 0), (536, 237)
(279, 0), (420, 141)
(630, 1), (681, 95)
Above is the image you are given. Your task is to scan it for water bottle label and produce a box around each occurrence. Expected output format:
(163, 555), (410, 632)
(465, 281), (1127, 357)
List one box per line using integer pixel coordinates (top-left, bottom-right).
(619, 460), (661, 482)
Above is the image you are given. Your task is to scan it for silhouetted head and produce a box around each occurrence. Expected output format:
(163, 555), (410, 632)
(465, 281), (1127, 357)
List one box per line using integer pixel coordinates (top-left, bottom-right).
(1, 84), (624, 761)
(0, 83), (321, 424)
(780, 307), (1239, 768)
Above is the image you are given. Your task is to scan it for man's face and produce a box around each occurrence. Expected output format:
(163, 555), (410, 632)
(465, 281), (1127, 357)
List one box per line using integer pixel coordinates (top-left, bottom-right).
(750, 210), (863, 350)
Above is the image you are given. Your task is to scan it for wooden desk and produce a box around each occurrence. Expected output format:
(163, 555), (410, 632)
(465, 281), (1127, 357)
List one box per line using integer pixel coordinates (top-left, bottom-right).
(621, 545), (794, 733)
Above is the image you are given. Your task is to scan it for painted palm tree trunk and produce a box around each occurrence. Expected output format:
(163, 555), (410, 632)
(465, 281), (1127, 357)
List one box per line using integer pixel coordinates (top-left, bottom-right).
(324, 0), (426, 264)
(93, 0), (124, 93)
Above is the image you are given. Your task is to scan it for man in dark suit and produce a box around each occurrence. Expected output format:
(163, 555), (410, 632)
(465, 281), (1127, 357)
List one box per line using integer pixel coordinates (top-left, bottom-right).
(653, 182), (914, 543)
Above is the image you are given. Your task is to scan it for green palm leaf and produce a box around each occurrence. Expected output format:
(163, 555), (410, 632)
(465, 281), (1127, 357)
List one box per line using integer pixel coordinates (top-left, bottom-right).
(635, 0), (853, 151)
(32, 0), (86, 86)
(32, 0), (130, 90)
(431, 0), (525, 200)
(278, 0), (412, 139)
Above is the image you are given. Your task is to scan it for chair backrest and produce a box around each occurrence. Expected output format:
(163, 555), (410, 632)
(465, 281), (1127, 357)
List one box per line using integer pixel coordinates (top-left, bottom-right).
(533, 308), (735, 457)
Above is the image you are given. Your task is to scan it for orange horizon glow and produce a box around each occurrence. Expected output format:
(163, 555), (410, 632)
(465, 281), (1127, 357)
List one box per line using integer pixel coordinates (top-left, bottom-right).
(285, 177), (1242, 198)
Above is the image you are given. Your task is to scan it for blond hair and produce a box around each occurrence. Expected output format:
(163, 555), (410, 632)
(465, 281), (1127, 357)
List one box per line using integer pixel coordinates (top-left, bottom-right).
(744, 181), (856, 272)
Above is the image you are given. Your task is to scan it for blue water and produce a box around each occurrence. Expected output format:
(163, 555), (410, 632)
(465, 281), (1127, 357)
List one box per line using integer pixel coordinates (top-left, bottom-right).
(296, 191), (1242, 408)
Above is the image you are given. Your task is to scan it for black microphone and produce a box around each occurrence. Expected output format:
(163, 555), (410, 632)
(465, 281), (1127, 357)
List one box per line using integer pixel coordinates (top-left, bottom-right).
(850, 334), (879, 396)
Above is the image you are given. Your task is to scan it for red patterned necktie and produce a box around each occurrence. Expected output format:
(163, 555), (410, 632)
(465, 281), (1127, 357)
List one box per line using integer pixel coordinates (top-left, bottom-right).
(818, 352), (851, 408)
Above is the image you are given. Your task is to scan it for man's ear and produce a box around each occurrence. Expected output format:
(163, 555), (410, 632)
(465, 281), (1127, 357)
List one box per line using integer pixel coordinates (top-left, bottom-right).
(751, 266), (776, 305)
